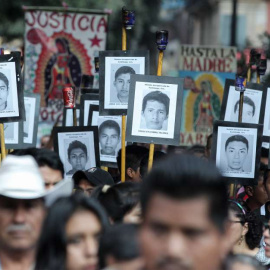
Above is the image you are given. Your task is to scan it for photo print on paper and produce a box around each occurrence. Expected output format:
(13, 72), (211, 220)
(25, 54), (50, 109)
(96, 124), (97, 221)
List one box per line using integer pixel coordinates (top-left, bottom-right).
(221, 79), (265, 125)
(53, 126), (100, 179)
(0, 53), (24, 122)
(99, 50), (149, 115)
(211, 120), (263, 185)
(98, 116), (122, 164)
(126, 74), (183, 145)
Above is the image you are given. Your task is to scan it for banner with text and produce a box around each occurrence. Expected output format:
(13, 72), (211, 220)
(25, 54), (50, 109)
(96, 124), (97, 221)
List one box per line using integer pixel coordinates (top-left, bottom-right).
(179, 45), (237, 73)
(24, 8), (108, 145)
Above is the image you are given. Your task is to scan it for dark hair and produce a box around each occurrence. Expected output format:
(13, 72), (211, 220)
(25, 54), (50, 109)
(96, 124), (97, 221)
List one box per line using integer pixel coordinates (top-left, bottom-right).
(117, 145), (148, 174)
(142, 91), (170, 115)
(99, 120), (120, 137)
(0, 72), (9, 89)
(259, 162), (270, 187)
(115, 66), (135, 80)
(206, 133), (213, 150)
(140, 151), (166, 179)
(224, 254), (266, 270)
(234, 96), (255, 116)
(35, 194), (109, 270)
(261, 147), (269, 159)
(228, 201), (262, 250)
(141, 154), (228, 232)
(91, 182), (140, 223)
(99, 224), (140, 269)
(67, 140), (87, 158)
(10, 148), (64, 177)
(225, 135), (249, 151)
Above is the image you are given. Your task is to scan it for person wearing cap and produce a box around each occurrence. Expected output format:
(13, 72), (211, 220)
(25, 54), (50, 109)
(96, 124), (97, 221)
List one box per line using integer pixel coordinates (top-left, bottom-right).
(0, 155), (46, 270)
(73, 167), (114, 196)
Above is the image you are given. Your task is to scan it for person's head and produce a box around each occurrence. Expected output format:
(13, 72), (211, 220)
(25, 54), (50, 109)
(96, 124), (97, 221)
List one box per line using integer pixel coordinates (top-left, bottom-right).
(0, 155), (46, 254)
(99, 120), (120, 155)
(35, 194), (109, 270)
(0, 72), (9, 110)
(224, 254), (266, 270)
(261, 163), (270, 200)
(260, 147), (269, 165)
(140, 154), (229, 270)
(11, 148), (64, 190)
(205, 133), (213, 159)
(225, 135), (249, 171)
(244, 163), (268, 210)
(67, 140), (88, 172)
(91, 182), (141, 224)
(117, 145), (148, 182)
(186, 144), (205, 158)
(114, 66), (135, 101)
(227, 200), (262, 252)
(139, 151), (166, 179)
(99, 224), (143, 270)
(234, 96), (255, 123)
(142, 91), (170, 130)
(73, 167), (114, 196)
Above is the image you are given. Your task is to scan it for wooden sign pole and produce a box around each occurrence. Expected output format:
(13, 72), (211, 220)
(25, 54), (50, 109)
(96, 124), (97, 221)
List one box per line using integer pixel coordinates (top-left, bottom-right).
(0, 48), (6, 160)
(148, 50), (164, 171)
(121, 25), (127, 182)
(72, 108), (77, 127)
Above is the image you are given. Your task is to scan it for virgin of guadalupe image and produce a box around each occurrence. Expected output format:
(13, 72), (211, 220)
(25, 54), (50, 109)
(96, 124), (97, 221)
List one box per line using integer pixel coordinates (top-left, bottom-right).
(44, 37), (81, 104)
(193, 80), (220, 133)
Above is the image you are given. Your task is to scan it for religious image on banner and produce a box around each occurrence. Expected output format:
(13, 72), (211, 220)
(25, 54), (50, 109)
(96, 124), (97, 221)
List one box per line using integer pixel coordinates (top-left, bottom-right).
(24, 10), (108, 106)
(179, 71), (235, 146)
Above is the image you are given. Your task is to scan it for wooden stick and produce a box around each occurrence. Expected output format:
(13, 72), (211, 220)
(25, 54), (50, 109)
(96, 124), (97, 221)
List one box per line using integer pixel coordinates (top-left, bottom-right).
(101, 166), (108, 171)
(147, 51), (164, 171)
(247, 66), (251, 82)
(122, 27), (127, 51)
(121, 114), (126, 182)
(72, 108), (77, 127)
(257, 71), (260, 84)
(0, 48), (6, 160)
(120, 25), (127, 182)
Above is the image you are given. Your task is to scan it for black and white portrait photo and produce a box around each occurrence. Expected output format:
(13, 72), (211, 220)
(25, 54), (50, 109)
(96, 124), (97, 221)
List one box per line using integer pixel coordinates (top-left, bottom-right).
(126, 75), (184, 145)
(23, 94), (40, 146)
(0, 53), (24, 122)
(211, 121), (263, 184)
(99, 50), (149, 115)
(222, 80), (264, 124)
(130, 81), (176, 138)
(140, 90), (170, 131)
(0, 66), (18, 117)
(98, 116), (122, 163)
(87, 104), (100, 127)
(53, 127), (100, 179)
(105, 62), (141, 108)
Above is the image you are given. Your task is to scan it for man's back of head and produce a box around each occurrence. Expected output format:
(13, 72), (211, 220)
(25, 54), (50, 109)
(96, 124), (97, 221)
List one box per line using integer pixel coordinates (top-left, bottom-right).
(140, 154), (229, 270)
(117, 145), (148, 182)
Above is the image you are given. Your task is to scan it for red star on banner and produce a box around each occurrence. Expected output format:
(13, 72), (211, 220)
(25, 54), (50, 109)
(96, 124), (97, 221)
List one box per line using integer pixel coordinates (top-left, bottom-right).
(89, 35), (102, 47)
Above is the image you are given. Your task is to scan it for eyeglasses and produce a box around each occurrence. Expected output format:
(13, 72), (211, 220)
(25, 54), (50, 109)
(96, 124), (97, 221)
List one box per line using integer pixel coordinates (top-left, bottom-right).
(228, 199), (246, 216)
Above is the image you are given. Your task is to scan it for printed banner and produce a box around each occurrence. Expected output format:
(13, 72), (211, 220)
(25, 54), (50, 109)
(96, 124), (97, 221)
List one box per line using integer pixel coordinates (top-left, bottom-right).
(179, 45), (237, 73)
(179, 71), (235, 146)
(24, 9), (108, 106)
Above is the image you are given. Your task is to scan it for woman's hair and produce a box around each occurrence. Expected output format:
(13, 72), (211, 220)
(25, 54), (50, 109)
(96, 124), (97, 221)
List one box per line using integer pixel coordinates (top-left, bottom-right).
(91, 182), (140, 223)
(228, 200), (262, 250)
(224, 254), (266, 270)
(35, 194), (109, 270)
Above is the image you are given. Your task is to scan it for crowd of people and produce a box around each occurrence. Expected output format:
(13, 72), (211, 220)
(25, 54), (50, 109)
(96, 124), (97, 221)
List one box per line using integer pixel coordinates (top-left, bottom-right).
(0, 137), (270, 270)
